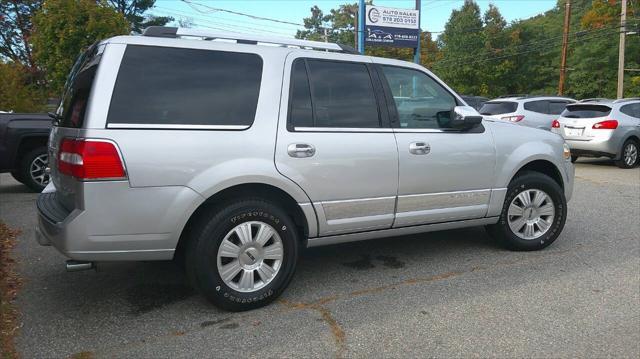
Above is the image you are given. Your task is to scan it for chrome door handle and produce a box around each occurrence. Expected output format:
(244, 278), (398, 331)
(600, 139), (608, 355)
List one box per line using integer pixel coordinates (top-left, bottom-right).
(287, 143), (316, 158)
(409, 142), (430, 155)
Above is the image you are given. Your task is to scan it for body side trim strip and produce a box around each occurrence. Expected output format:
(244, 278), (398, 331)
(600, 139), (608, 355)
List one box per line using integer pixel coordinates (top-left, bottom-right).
(307, 217), (499, 247)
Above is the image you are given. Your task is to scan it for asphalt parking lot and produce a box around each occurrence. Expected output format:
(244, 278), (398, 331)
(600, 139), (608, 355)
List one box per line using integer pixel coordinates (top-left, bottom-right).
(1, 159), (638, 358)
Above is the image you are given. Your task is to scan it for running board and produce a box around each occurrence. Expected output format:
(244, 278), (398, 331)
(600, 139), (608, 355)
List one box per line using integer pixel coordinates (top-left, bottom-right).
(306, 217), (499, 248)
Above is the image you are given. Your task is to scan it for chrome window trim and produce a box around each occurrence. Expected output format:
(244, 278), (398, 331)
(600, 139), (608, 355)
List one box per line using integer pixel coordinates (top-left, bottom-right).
(106, 123), (250, 130)
(393, 128), (462, 133)
(293, 127), (393, 133)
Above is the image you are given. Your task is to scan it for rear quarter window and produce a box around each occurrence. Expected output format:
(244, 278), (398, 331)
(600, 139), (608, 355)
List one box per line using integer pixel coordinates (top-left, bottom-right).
(479, 101), (518, 115)
(523, 100), (548, 114)
(620, 103), (640, 118)
(107, 45), (263, 128)
(561, 104), (612, 118)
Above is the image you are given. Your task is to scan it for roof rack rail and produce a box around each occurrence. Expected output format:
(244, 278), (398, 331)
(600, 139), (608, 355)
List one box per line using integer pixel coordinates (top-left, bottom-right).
(613, 97), (640, 103)
(142, 26), (359, 54)
(579, 98), (611, 103)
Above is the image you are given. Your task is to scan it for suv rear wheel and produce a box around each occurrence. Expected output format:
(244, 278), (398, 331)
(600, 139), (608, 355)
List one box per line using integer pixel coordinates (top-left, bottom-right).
(615, 139), (639, 169)
(186, 199), (299, 311)
(18, 146), (50, 192)
(486, 171), (567, 251)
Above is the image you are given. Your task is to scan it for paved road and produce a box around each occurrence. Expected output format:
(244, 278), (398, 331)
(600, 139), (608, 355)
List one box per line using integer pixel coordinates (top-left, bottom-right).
(1, 159), (638, 358)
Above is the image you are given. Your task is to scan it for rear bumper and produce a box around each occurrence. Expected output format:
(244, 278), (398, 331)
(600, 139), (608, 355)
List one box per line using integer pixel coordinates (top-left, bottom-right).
(36, 181), (203, 261)
(565, 138), (620, 158)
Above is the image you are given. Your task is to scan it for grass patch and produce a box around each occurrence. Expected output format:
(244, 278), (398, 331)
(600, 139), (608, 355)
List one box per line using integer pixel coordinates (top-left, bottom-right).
(0, 221), (21, 359)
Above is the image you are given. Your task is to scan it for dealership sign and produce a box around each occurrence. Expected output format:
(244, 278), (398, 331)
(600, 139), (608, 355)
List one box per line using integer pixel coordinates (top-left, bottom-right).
(365, 5), (420, 48)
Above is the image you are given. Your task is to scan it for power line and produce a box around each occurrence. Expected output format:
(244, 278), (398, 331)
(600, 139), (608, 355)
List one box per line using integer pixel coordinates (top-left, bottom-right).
(435, 27), (624, 67)
(181, 0), (305, 27)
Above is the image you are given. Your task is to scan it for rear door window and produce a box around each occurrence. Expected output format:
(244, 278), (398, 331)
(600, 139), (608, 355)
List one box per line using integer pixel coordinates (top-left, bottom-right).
(561, 105), (612, 118)
(523, 100), (548, 114)
(479, 102), (517, 115)
(296, 59), (380, 128)
(107, 45), (263, 128)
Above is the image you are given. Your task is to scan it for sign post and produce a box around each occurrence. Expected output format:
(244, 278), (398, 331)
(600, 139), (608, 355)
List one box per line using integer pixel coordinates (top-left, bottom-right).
(358, 0), (365, 54)
(364, 4), (420, 54)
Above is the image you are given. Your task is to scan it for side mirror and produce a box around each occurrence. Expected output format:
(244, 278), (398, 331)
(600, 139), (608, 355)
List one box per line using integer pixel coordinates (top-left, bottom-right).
(450, 106), (483, 130)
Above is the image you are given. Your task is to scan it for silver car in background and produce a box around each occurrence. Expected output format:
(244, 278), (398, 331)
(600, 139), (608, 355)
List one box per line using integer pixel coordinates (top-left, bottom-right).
(551, 99), (640, 168)
(480, 96), (576, 130)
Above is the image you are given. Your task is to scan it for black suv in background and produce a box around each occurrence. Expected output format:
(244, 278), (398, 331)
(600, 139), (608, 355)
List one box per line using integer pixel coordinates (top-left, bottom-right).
(0, 113), (52, 191)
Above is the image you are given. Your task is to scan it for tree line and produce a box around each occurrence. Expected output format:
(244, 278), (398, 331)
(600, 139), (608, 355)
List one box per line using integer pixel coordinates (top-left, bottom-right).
(0, 0), (171, 112)
(296, 0), (640, 99)
(1, 0), (638, 112)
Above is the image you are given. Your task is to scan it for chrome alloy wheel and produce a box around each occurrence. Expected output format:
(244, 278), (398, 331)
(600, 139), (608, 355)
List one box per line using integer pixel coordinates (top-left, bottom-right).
(507, 189), (555, 240)
(216, 221), (283, 293)
(623, 143), (638, 167)
(30, 154), (50, 187)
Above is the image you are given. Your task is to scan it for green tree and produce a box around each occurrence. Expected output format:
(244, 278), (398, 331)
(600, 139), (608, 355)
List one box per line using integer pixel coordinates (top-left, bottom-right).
(106, 0), (172, 33)
(0, 61), (46, 112)
(0, 1), (42, 72)
(32, 0), (129, 96)
(434, 0), (486, 95)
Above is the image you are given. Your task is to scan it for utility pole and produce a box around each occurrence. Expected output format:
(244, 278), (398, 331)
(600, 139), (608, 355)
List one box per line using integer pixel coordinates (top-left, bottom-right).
(414, 0), (421, 64)
(558, 0), (571, 96)
(323, 27), (328, 43)
(354, 8), (358, 49)
(358, 0), (365, 54)
(617, 0), (627, 99)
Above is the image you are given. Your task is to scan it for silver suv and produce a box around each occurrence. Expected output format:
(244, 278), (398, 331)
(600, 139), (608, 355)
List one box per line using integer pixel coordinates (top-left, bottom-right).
(36, 27), (574, 311)
(480, 96), (576, 130)
(551, 99), (640, 168)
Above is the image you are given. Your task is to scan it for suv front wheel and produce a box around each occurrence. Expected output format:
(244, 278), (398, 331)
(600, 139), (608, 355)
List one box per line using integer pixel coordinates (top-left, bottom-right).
(186, 199), (299, 311)
(486, 171), (567, 251)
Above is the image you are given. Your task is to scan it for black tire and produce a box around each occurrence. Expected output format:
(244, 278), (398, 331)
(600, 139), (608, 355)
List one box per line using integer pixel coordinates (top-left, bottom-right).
(615, 139), (639, 169)
(570, 155), (578, 163)
(485, 171), (567, 251)
(18, 146), (49, 192)
(186, 199), (299, 311)
(10, 170), (25, 184)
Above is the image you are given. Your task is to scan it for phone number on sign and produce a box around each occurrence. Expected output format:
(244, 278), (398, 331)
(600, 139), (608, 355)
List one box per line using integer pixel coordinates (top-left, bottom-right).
(382, 17), (417, 25)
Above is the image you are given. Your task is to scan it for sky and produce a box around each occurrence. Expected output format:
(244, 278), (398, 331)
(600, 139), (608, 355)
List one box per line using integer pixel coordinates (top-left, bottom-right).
(152, 0), (560, 38)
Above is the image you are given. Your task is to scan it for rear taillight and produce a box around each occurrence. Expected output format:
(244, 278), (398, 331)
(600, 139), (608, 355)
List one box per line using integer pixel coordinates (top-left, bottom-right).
(501, 115), (525, 122)
(551, 119), (560, 128)
(58, 138), (126, 180)
(592, 119), (618, 130)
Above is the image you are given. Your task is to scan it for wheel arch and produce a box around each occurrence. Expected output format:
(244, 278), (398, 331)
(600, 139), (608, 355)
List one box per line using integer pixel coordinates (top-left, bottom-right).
(174, 182), (315, 261)
(512, 159), (564, 189)
(14, 134), (48, 168)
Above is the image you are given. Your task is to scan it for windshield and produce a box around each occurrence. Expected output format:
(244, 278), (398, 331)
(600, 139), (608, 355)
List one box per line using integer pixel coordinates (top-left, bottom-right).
(479, 101), (517, 115)
(561, 104), (611, 119)
(55, 43), (104, 128)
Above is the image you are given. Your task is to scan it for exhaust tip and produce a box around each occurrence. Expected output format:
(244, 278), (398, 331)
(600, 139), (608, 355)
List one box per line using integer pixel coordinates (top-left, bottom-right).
(65, 260), (95, 272)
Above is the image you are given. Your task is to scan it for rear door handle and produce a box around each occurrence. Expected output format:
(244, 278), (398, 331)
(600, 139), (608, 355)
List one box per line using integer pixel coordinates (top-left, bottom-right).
(288, 143), (316, 158)
(409, 142), (430, 155)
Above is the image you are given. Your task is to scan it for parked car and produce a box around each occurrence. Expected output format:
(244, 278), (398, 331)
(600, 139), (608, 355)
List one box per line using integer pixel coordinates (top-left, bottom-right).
(480, 96), (576, 130)
(551, 98), (640, 168)
(0, 113), (52, 191)
(460, 95), (489, 111)
(36, 27), (574, 311)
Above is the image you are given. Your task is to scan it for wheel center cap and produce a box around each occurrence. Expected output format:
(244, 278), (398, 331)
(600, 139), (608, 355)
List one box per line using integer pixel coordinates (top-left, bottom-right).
(240, 247), (262, 268)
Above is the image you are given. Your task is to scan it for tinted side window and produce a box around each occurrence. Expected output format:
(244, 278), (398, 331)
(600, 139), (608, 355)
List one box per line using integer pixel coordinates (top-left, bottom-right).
(306, 59), (380, 128)
(620, 104), (639, 118)
(107, 45), (263, 127)
(549, 101), (570, 115)
(289, 60), (313, 127)
(523, 100), (548, 114)
(381, 66), (456, 129)
(479, 102), (518, 115)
